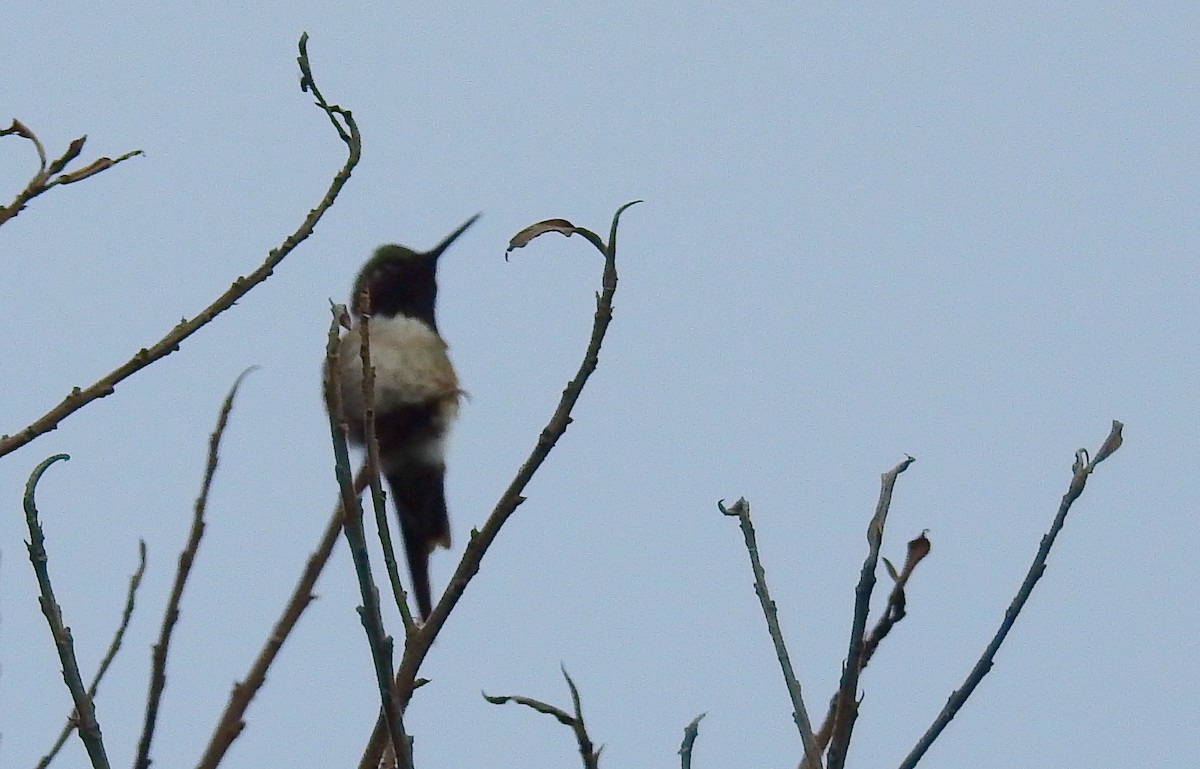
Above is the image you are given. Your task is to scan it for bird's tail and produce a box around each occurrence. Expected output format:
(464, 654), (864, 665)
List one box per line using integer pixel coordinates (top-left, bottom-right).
(385, 461), (451, 620)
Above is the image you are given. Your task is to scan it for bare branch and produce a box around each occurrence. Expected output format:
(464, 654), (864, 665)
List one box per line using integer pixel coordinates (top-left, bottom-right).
(36, 541), (147, 769)
(897, 421), (1124, 769)
(720, 497), (821, 769)
(678, 713), (706, 769)
(826, 456), (914, 769)
(0, 32), (361, 460)
(356, 289), (417, 635)
(802, 531), (931, 769)
(0, 119), (142, 229)
(23, 454), (111, 769)
(133, 368), (254, 769)
(324, 310), (412, 768)
(358, 201), (640, 769)
(483, 666), (602, 769)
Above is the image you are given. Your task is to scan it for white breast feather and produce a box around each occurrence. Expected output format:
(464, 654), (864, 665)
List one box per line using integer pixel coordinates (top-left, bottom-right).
(337, 315), (460, 422)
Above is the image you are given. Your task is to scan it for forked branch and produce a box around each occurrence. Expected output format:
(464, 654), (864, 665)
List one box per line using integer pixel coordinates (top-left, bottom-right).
(484, 666), (602, 769)
(802, 532), (931, 768)
(0, 119), (142, 229)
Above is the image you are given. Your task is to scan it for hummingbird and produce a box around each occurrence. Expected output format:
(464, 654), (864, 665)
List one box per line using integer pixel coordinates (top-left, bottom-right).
(332, 214), (479, 620)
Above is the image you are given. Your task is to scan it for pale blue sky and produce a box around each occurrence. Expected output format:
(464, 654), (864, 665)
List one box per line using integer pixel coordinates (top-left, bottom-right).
(2, 4), (1197, 768)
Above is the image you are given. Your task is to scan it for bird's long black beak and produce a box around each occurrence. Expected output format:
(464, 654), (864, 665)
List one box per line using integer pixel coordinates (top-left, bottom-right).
(427, 213), (482, 260)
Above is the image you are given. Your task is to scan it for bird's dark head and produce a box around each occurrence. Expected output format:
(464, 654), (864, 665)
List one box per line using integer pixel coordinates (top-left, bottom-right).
(352, 213), (480, 326)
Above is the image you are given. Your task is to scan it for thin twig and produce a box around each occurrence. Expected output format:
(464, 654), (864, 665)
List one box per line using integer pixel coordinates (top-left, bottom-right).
(825, 456), (914, 769)
(357, 290), (416, 635)
(133, 368), (254, 769)
(862, 532), (930, 666)
(195, 466), (366, 769)
(719, 497), (821, 769)
(325, 310), (412, 768)
(23, 454), (111, 769)
(358, 201), (640, 769)
(0, 32), (360, 460)
(483, 666), (602, 769)
(562, 667), (601, 769)
(0, 119), (142, 229)
(678, 713), (706, 769)
(36, 541), (147, 769)
(897, 421), (1123, 769)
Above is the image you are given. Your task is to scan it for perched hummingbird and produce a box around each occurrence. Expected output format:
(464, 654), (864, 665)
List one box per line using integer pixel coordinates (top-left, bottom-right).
(333, 214), (479, 620)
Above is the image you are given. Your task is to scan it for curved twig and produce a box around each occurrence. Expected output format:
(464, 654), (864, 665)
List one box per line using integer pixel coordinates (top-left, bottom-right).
(483, 666), (601, 769)
(23, 454), (111, 769)
(0, 32), (360, 460)
(358, 200), (640, 769)
(678, 713), (706, 769)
